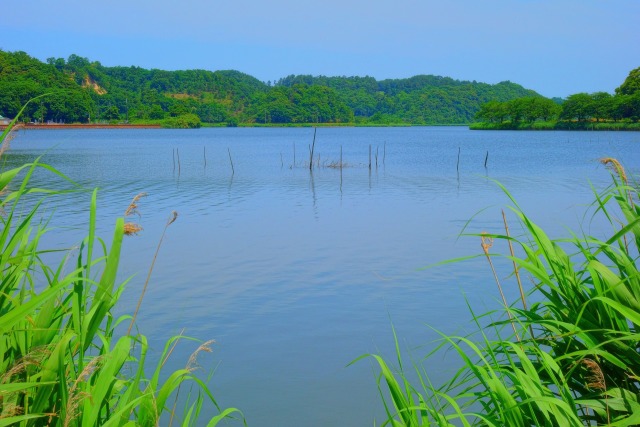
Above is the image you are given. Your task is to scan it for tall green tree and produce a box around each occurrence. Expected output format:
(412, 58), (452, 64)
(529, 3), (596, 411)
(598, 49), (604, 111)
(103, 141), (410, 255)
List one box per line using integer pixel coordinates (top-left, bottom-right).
(475, 100), (508, 123)
(616, 66), (640, 95)
(560, 93), (593, 121)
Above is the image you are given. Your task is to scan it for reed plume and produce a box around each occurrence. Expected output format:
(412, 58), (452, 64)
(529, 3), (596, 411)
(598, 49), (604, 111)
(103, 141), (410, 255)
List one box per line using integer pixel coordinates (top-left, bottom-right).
(580, 358), (609, 424)
(127, 210), (179, 335)
(169, 338), (215, 426)
(1, 346), (50, 383)
(599, 157), (627, 184)
(581, 358), (606, 391)
(0, 403), (23, 419)
(1, 347), (51, 422)
(124, 192), (147, 236)
(63, 356), (104, 427)
(481, 231), (520, 342)
(124, 192), (148, 217)
(123, 223), (143, 235)
(186, 340), (215, 373)
(600, 157), (635, 220)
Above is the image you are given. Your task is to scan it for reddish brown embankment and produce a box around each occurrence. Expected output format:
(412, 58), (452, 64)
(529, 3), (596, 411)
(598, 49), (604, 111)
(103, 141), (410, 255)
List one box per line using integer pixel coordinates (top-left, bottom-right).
(0, 123), (162, 130)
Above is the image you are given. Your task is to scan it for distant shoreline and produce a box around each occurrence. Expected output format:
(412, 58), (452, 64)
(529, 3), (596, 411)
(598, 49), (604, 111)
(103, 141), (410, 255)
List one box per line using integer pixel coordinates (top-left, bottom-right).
(0, 123), (163, 130)
(469, 121), (640, 131)
(2, 122), (462, 130)
(6, 122), (639, 131)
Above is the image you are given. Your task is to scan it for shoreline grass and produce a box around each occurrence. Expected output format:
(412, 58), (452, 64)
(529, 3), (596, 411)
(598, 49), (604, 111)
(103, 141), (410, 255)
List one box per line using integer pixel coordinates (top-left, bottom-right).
(0, 107), (242, 425)
(359, 160), (640, 426)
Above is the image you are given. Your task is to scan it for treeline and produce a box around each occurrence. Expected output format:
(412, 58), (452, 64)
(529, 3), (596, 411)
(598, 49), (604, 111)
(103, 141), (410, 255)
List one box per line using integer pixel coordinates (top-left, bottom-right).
(276, 74), (538, 124)
(475, 97), (561, 124)
(473, 67), (640, 129)
(0, 50), (538, 126)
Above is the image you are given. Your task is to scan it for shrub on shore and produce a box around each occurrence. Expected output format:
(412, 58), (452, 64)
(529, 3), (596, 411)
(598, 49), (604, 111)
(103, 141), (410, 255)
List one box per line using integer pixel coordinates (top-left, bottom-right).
(161, 113), (202, 129)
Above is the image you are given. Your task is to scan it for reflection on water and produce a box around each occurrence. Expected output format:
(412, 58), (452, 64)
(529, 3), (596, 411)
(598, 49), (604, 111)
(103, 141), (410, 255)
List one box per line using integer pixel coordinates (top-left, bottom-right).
(4, 127), (639, 426)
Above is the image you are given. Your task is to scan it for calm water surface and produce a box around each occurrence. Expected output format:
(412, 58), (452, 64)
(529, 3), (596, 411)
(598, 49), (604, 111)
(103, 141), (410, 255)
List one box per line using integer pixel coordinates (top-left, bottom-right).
(7, 127), (639, 426)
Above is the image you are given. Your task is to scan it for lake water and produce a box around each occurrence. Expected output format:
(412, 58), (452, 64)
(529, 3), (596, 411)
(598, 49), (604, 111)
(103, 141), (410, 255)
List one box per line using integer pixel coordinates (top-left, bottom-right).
(6, 127), (639, 426)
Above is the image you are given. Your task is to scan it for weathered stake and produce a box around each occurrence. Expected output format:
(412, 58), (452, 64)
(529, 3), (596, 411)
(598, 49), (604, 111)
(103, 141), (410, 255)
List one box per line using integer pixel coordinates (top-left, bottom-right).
(383, 141), (386, 166)
(228, 147), (235, 175)
(340, 145), (343, 190)
(177, 147), (181, 176)
(309, 127), (317, 171)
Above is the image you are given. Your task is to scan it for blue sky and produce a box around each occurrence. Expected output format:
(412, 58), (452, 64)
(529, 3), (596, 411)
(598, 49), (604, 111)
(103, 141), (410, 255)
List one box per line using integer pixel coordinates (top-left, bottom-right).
(1, 0), (638, 98)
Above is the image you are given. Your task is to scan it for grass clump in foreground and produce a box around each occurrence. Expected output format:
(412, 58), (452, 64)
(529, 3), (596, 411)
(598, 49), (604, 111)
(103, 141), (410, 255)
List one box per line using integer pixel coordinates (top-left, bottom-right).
(0, 107), (242, 425)
(357, 159), (640, 426)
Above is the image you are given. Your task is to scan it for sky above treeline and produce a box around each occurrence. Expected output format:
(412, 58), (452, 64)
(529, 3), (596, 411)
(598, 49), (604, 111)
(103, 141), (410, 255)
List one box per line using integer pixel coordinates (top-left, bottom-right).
(1, 0), (638, 98)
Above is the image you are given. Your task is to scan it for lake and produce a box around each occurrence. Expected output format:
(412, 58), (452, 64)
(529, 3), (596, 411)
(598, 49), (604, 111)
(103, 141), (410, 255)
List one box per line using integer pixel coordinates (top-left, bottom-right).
(6, 126), (639, 426)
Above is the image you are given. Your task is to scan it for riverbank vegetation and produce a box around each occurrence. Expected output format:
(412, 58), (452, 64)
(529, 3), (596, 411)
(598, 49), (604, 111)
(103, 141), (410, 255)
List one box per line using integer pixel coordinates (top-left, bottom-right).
(0, 111), (240, 424)
(472, 67), (640, 130)
(0, 50), (536, 127)
(3, 94), (640, 425)
(361, 159), (640, 425)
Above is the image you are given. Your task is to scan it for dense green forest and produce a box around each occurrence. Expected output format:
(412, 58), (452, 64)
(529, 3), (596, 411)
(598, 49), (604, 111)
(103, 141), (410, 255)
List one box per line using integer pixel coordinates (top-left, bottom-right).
(0, 50), (539, 126)
(275, 74), (538, 124)
(472, 66), (640, 130)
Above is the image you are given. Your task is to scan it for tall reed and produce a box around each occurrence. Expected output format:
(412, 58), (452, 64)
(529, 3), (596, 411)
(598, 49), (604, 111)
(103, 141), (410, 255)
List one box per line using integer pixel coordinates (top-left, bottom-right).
(0, 111), (242, 426)
(357, 161), (640, 426)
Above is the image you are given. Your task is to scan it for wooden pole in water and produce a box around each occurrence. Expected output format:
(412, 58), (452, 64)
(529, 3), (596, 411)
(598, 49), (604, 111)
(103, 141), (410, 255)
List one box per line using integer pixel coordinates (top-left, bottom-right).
(484, 150), (489, 169)
(204, 146), (207, 168)
(177, 147), (181, 176)
(456, 147), (460, 173)
(228, 147), (235, 175)
(383, 141), (386, 166)
(309, 127), (317, 171)
(375, 146), (379, 169)
(369, 144), (372, 170)
(340, 145), (343, 189)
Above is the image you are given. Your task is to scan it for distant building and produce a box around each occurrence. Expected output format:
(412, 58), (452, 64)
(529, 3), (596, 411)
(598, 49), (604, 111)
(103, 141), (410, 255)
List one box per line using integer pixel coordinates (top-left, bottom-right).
(0, 115), (11, 125)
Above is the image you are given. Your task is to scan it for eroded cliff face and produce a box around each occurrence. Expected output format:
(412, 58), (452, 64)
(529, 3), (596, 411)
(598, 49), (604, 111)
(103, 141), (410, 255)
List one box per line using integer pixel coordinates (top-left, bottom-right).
(82, 75), (107, 95)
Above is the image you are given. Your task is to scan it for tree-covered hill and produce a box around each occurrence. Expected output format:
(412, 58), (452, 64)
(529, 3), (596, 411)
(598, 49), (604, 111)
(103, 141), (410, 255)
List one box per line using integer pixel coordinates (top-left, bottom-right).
(0, 51), (94, 122)
(276, 74), (538, 124)
(0, 49), (540, 126)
